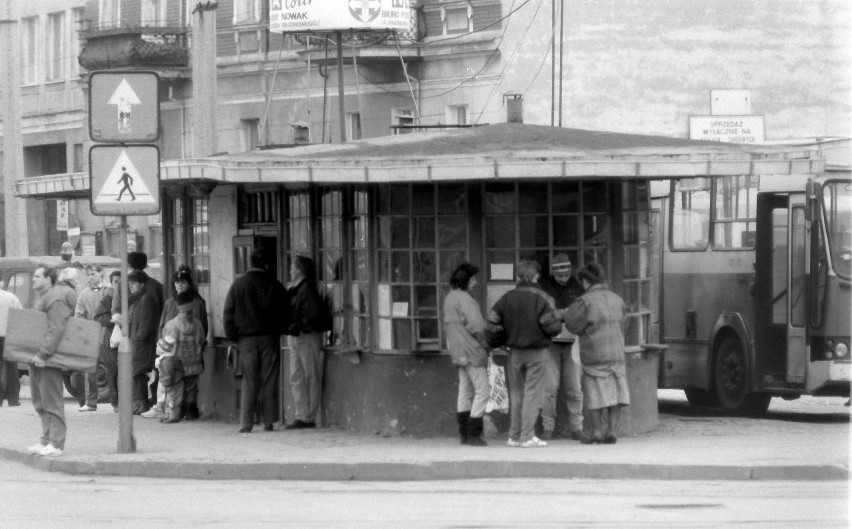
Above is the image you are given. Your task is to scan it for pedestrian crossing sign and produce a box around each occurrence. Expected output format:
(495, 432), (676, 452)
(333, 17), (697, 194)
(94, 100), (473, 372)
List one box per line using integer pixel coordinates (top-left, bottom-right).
(89, 145), (160, 216)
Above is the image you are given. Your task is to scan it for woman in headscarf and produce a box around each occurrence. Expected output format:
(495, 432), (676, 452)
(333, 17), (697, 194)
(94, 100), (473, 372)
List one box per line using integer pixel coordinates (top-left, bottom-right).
(442, 263), (490, 446)
(562, 262), (630, 444)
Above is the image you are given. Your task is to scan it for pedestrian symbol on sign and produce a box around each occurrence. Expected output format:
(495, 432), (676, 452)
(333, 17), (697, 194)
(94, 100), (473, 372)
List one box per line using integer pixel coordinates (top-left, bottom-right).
(94, 149), (156, 205)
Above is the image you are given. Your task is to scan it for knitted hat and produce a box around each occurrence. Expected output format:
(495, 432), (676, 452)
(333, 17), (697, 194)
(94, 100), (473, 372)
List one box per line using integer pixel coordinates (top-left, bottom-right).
(551, 253), (572, 272)
(127, 270), (148, 284)
(157, 336), (175, 354)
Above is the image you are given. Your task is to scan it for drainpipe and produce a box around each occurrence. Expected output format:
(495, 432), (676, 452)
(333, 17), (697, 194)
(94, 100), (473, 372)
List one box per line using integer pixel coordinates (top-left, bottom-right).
(191, 2), (218, 157)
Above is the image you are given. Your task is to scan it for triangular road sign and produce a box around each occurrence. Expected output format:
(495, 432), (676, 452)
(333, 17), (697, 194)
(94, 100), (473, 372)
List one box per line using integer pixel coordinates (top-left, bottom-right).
(94, 149), (156, 204)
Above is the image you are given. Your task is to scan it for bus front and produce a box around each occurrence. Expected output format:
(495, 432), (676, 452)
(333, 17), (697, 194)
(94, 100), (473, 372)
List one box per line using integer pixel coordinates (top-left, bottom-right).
(807, 178), (852, 396)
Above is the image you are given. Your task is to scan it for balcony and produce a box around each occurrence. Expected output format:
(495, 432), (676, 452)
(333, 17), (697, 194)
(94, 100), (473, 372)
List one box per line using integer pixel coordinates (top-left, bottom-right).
(79, 25), (190, 76)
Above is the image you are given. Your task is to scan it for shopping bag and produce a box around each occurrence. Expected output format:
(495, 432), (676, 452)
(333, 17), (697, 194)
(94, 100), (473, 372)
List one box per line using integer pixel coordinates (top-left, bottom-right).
(486, 357), (509, 413)
(109, 325), (122, 349)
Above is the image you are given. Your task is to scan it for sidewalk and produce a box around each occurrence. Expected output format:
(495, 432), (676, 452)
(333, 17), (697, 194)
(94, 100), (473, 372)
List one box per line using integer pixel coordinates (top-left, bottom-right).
(1, 392), (848, 481)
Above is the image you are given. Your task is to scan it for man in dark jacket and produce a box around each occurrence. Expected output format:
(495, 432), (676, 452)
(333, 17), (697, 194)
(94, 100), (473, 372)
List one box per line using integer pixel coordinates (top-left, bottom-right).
(486, 258), (562, 448)
(223, 248), (290, 433)
(538, 253), (585, 440)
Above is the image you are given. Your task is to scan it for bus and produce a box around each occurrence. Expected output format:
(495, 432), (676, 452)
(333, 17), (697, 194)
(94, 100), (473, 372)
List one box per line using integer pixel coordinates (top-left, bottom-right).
(654, 172), (851, 415)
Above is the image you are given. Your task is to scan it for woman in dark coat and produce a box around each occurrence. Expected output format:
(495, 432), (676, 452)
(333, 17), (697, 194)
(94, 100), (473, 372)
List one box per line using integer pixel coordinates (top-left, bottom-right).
(127, 270), (158, 414)
(156, 265), (208, 420)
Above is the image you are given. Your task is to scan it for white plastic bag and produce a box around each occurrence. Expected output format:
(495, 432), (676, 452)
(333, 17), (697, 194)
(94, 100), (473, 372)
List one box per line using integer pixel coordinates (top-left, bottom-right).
(109, 325), (122, 349)
(486, 357), (509, 413)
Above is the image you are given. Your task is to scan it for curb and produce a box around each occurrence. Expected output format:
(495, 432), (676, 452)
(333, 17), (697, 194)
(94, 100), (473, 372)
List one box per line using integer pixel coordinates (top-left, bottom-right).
(2, 448), (847, 481)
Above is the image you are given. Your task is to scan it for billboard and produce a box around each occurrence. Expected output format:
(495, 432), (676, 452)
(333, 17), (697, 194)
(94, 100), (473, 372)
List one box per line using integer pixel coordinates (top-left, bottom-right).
(689, 115), (765, 144)
(270, 0), (414, 33)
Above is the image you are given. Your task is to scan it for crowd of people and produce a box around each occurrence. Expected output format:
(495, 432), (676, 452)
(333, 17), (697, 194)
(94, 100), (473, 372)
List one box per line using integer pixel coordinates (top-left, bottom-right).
(447, 256), (630, 448)
(15, 242), (629, 456)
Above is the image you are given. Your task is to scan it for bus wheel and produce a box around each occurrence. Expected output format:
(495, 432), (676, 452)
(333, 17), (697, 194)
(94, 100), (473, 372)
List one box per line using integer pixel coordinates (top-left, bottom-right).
(713, 337), (771, 416)
(684, 389), (718, 407)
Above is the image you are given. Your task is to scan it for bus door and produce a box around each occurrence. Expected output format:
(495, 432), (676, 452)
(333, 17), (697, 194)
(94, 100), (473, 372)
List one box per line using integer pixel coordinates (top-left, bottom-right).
(754, 193), (808, 387)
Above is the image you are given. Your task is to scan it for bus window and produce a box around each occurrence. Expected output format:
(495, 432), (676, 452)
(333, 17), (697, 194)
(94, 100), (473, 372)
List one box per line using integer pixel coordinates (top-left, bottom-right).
(770, 209), (787, 325)
(790, 207), (807, 328)
(714, 175), (758, 249)
(823, 181), (851, 280)
(671, 178), (710, 250)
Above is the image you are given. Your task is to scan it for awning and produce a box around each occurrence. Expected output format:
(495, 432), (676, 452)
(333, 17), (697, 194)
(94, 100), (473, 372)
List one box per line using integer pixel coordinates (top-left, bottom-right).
(15, 123), (825, 198)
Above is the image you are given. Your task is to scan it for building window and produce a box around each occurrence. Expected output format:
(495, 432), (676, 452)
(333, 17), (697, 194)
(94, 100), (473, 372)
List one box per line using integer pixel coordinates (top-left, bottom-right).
(22, 17), (38, 84)
(238, 188), (278, 226)
(391, 108), (416, 133)
(142, 0), (167, 26)
(445, 105), (467, 125)
(71, 8), (84, 77)
(292, 125), (310, 144)
(347, 112), (362, 141)
(99, 0), (121, 29)
(72, 143), (84, 172)
(377, 183), (469, 350)
(240, 119), (259, 152)
(45, 12), (66, 82)
(444, 5), (471, 34)
(621, 180), (652, 347)
(483, 180), (609, 298)
(713, 175), (758, 249)
(167, 193), (210, 302)
(233, 0), (260, 25)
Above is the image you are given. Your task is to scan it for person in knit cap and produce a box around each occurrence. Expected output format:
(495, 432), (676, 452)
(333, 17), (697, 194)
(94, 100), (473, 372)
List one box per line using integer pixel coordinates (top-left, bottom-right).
(538, 253), (585, 440)
(562, 262), (629, 444)
(154, 335), (184, 424)
(160, 291), (206, 421)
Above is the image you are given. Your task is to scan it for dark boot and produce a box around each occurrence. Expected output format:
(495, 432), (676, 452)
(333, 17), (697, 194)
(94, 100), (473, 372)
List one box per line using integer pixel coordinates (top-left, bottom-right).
(466, 415), (488, 446)
(179, 402), (189, 420)
(186, 402), (200, 421)
(456, 411), (471, 445)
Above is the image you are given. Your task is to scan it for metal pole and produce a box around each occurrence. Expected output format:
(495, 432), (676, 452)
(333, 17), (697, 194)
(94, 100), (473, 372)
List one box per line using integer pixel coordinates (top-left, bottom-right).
(558, 0), (565, 127)
(336, 31), (346, 142)
(550, 0), (555, 127)
(117, 217), (135, 453)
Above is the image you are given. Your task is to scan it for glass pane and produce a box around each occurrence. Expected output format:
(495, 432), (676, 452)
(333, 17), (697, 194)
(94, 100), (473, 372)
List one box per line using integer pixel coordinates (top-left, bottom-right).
(354, 189), (368, 214)
(321, 250), (342, 281)
(583, 248), (608, 272)
(392, 284), (410, 304)
(624, 315), (641, 346)
(623, 281), (639, 312)
(415, 285), (437, 314)
(437, 217), (466, 249)
(552, 181), (580, 212)
(552, 216), (579, 246)
(771, 209), (787, 325)
(486, 251), (515, 280)
(390, 184), (409, 214)
(791, 208), (806, 327)
(623, 246), (641, 279)
(484, 183), (515, 214)
(623, 212), (639, 244)
(641, 280), (651, 311)
(391, 252), (410, 282)
(486, 216), (515, 248)
(392, 319), (412, 349)
(354, 216), (368, 248)
(714, 221), (756, 249)
(583, 181), (607, 212)
(378, 251), (390, 282)
(414, 217), (435, 248)
(412, 184), (434, 215)
(417, 318), (439, 341)
(622, 181), (637, 210)
(584, 214), (608, 246)
(519, 216), (549, 247)
(413, 251), (436, 283)
(353, 249), (370, 281)
(438, 184), (466, 214)
(391, 218), (410, 248)
(672, 181), (711, 250)
(518, 183), (547, 213)
(378, 217), (390, 249)
(376, 186), (390, 215)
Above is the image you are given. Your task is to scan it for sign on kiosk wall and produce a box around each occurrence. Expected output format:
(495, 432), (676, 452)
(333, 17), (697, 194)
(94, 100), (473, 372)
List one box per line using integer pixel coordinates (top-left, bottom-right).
(89, 145), (161, 216)
(89, 71), (160, 143)
(270, 0), (414, 32)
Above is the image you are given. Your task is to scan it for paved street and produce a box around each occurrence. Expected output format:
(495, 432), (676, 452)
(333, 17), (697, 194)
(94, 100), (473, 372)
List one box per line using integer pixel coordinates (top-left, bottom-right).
(0, 458), (847, 528)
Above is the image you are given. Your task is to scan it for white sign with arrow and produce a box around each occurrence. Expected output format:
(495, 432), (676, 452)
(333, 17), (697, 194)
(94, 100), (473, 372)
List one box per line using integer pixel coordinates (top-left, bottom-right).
(109, 79), (142, 135)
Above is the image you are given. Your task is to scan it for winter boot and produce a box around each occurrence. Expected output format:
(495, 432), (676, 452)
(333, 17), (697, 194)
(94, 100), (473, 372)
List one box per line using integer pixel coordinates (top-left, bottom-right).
(466, 415), (488, 446)
(186, 402), (200, 421)
(456, 411), (471, 445)
(179, 402), (189, 421)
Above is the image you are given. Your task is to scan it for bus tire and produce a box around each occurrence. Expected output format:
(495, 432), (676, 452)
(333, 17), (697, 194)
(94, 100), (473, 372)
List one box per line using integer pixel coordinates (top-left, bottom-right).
(62, 373), (83, 401)
(713, 337), (771, 416)
(684, 388), (718, 407)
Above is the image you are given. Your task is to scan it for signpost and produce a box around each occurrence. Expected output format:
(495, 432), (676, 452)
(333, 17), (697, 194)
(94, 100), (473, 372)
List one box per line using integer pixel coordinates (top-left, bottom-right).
(688, 115), (765, 144)
(88, 71), (161, 454)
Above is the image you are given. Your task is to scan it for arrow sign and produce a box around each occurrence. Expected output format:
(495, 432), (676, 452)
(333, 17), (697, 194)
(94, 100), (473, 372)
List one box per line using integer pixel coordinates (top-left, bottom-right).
(90, 145), (160, 216)
(89, 71), (160, 143)
(108, 79), (142, 135)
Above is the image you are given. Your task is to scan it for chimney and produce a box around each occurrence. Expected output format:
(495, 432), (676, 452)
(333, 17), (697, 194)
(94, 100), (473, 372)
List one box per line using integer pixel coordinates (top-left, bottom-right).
(504, 93), (523, 123)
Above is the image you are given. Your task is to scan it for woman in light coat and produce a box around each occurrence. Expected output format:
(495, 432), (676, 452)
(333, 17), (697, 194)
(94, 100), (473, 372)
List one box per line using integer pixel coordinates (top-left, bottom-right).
(562, 262), (629, 444)
(442, 263), (490, 446)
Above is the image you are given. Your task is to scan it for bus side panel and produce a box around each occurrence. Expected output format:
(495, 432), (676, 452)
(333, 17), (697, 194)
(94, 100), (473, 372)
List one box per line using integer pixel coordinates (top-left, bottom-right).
(660, 251), (754, 389)
(807, 274), (852, 396)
